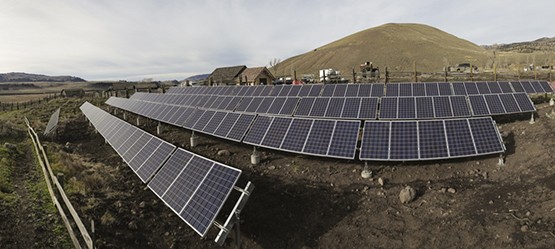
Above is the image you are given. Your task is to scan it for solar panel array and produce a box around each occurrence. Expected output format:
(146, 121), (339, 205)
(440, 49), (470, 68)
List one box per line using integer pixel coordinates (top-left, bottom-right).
(360, 117), (505, 161)
(80, 102), (242, 237)
(243, 115), (360, 159)
(385, 80), (552, 96)
(44, 108), (60, 135)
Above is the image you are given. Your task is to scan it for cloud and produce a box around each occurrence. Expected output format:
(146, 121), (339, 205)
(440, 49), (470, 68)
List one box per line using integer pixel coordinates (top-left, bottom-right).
(0, 0), (553, 81)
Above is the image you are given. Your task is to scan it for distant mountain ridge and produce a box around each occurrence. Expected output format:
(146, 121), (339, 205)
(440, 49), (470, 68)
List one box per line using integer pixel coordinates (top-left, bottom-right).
(483, 37), (555, 53)
(0, 72), (85, 82)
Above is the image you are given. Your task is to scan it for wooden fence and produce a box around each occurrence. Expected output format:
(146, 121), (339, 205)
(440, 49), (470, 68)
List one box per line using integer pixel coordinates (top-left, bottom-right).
(25, 117), (94, 249)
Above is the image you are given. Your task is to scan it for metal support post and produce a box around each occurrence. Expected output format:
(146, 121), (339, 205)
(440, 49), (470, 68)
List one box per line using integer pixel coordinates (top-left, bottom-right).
(498, 153), (505, 166)
(250, 147), (260, 165)
(157, 121), (162, 135)
(529, 112), (535, 124)
(190, 131), (198, 147)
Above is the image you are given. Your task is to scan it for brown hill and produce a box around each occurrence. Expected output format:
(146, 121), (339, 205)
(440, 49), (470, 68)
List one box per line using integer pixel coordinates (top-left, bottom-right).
(0, 72), (86, 83)
(275, 23), (489, 77)
(484, 37), (555, 53)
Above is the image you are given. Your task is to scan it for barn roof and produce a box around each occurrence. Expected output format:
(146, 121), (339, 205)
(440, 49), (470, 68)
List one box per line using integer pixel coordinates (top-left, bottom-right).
(241, 67), (274, 81)
(210, 65), (247, 81)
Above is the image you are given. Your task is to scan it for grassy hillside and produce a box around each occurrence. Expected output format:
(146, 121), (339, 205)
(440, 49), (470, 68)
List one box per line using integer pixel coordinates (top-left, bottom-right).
(276, 23), (490, 77)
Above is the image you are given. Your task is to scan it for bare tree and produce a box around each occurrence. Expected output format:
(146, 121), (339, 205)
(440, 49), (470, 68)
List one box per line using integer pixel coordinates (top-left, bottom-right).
(269, 58), (281, 76)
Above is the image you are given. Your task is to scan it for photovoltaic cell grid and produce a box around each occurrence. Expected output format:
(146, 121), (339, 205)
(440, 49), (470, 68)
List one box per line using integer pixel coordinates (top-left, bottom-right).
(243, 115), (360, 159)
(44, 108), (61, 135)
(359, 117), (505, 161)
(80, 102), (176, 182)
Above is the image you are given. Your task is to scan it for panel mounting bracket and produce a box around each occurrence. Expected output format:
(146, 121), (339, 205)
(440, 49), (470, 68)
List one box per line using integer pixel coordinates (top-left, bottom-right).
(214, 181), (254, 246)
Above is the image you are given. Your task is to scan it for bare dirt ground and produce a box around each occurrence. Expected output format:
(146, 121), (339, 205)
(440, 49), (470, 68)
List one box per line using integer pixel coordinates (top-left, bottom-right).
(2, 96), (555, 249)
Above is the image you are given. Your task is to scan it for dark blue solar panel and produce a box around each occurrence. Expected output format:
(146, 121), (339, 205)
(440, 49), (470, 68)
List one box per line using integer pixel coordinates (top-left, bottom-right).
(484, 95), (505, 114)
(175, 108), (196, 126)
(360, 121), (390, 160)
(531, 81), (545, 93)
(267, 97), (286, 114)
(499, 94), (520, 113)
(418, 120), (449, 159)
(324, 98), (345, 118)
(357, 84), (372, 97)
(216, 96), (232, 110)
(469, 95), (490, 116)
(295, 97), (316, 116)
(202, 111), (227, 134)
(235, 97), (253, 112)
(288, 85), (302, 96)
(511, 81), (525, 93)
(452, 82), (466, 95)
(379, 97), (397, 119)
(298, 85), (312, 96)
(308, 85), (323, 96)
(322, 85), (335, 96)
(399, 83), (412, 97)
(513, 93), (535, 112)
(521, 81), (536, 93)
(148, 148), (194, 197)
(260, 117), (292, 148)
(243, 116), (272, 145)
(433, 96), (453, 118)
(397, 97), (416, 119)
(425, 83), (440, 96)
(260, 86), (273, 96)
(183, 109), (206, 129)
(341, 98), (362, 119)
(333, 84), (347, 97)
(438, 83), (453, 96)
(327, 121), (360, 159)
(270, 85), (282, 96)
(278, 85), (292, 96)
(389, 121), (418, 160)
(244, 86), (256, 96)
(237, 86), (249, 96)
(309, 98), (330, 117)
(539, 81), (554, 92)
(279, 98), (299, 115)
(475, 82), (490, 94)
(256, 97), (274, 113)
(213, 113), (240, 138)
(416, 97), (434, 119)
(179, 162), (240, 236)
(468, 118), (504, 155)
(224, 97), (242, 111)
(464, 82), (479, 95)
(450, 96), (471, 117)
(345, 84), (359, 97)
(498, 82), (513, 93)
(252, 85), (265, 96)
(245, 97), (263, 113)
(487, 82), (502, 93)
(136, 141), (175, 182)
(413, 84), (426, 96)
(192, 110), (216, 131)
(444, 119), (476, 157)
(281, 118), (313, 152)
(209, 96), (225, 110)
(386, 84), (399, 96)
(303, 119), (335, 156)
(227, 114), (256, 141)
(370, 84), (384, 97)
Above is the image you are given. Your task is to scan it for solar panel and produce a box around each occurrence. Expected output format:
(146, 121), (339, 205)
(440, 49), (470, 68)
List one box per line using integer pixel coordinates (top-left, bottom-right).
(438, 83), (453, 96)
(513, 92), (535, 112)
(399, 83), (413, 97)
(278, 85), (291, 96)
(202, 111), (227, 134)
(418, 120), (448, 159)
(44, 108), (61, 135)
(521, 81), (536, 93)
(224, 97), (242, 111)
(243, 86), (256, 96)
(412, 83), (426, 96)
(280, 118), (313, 152)
(359, 98), (378, 119)
(345, 84), (359, 97)
(444, 119), (476, 157)
(386, 84), (399, 96)
(235, 97), (254, 112)
(379, 97), (398, 119)
(357, 84), (372, 97)
(226, 114), (256, 141)
(498, 82), (513, 93)
(324, 98), (345, 118)
(327, 120), (360, 159)
(498, 94), (521, 113)
(288, 85), (302, 96)
(260, 117), (292, 148)
(136, 140), (175, 182)
(213, 113), (240, 138)
(298, 85), (312, 96)
(476, 82), (491, 94)
(243, 116), (272, 145)
(360, 121), (390, 160)
(487, 82), (502, 94)
(245, 97), (263, 113)
(303, 119), (335, 156)
(468, 95), (490, 116)
(341, 98), (362, 119)
(267, 97), (286, 114)
(539, 80), (554, 92)
(511, 81), (525, 93)
(278, 97), (299, 115)
(370, 84), (384, 97)
(433, 96), (453, 118)
(322, 85), (336, 96)
(255, 97), (274, 113)
(183, 109), (206, 129)
(468, 118), (505, 155)
(416, 97), (434, 119)
(450, 96), (471, 117)
(425, 83), (440, 96)
(389, 121), (418, 160)
(397, 97), (416, 119)
(252, 85), (265, 96)
(452, 82), (466, 95)
(308, 84), (323, 96)
(259, 85), (273, 96)
(464, 82), (479, 95)
(309, 98), (330, 117)
(192, 110), (216, 131)
(483, 95), (505, 114)
(294, 97), (316, 116)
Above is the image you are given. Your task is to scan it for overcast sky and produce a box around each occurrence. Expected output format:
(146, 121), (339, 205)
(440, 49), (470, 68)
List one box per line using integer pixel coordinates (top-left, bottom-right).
(1, 0), (553, 81)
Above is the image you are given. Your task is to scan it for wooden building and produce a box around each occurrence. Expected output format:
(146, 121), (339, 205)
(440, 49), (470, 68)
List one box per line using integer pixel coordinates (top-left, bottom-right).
(241, 67), (274, 85)
(209, 65), (247, 85)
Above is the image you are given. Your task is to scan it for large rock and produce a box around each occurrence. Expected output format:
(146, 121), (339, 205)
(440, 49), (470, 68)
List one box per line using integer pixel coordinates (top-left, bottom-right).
(217, 149), (231, 157)
(399, 186), (416, 204)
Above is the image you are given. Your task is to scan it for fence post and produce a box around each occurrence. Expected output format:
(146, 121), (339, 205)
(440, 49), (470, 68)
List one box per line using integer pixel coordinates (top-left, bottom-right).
(413, 61), (417, 82)
(494, 63), (497, 81)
